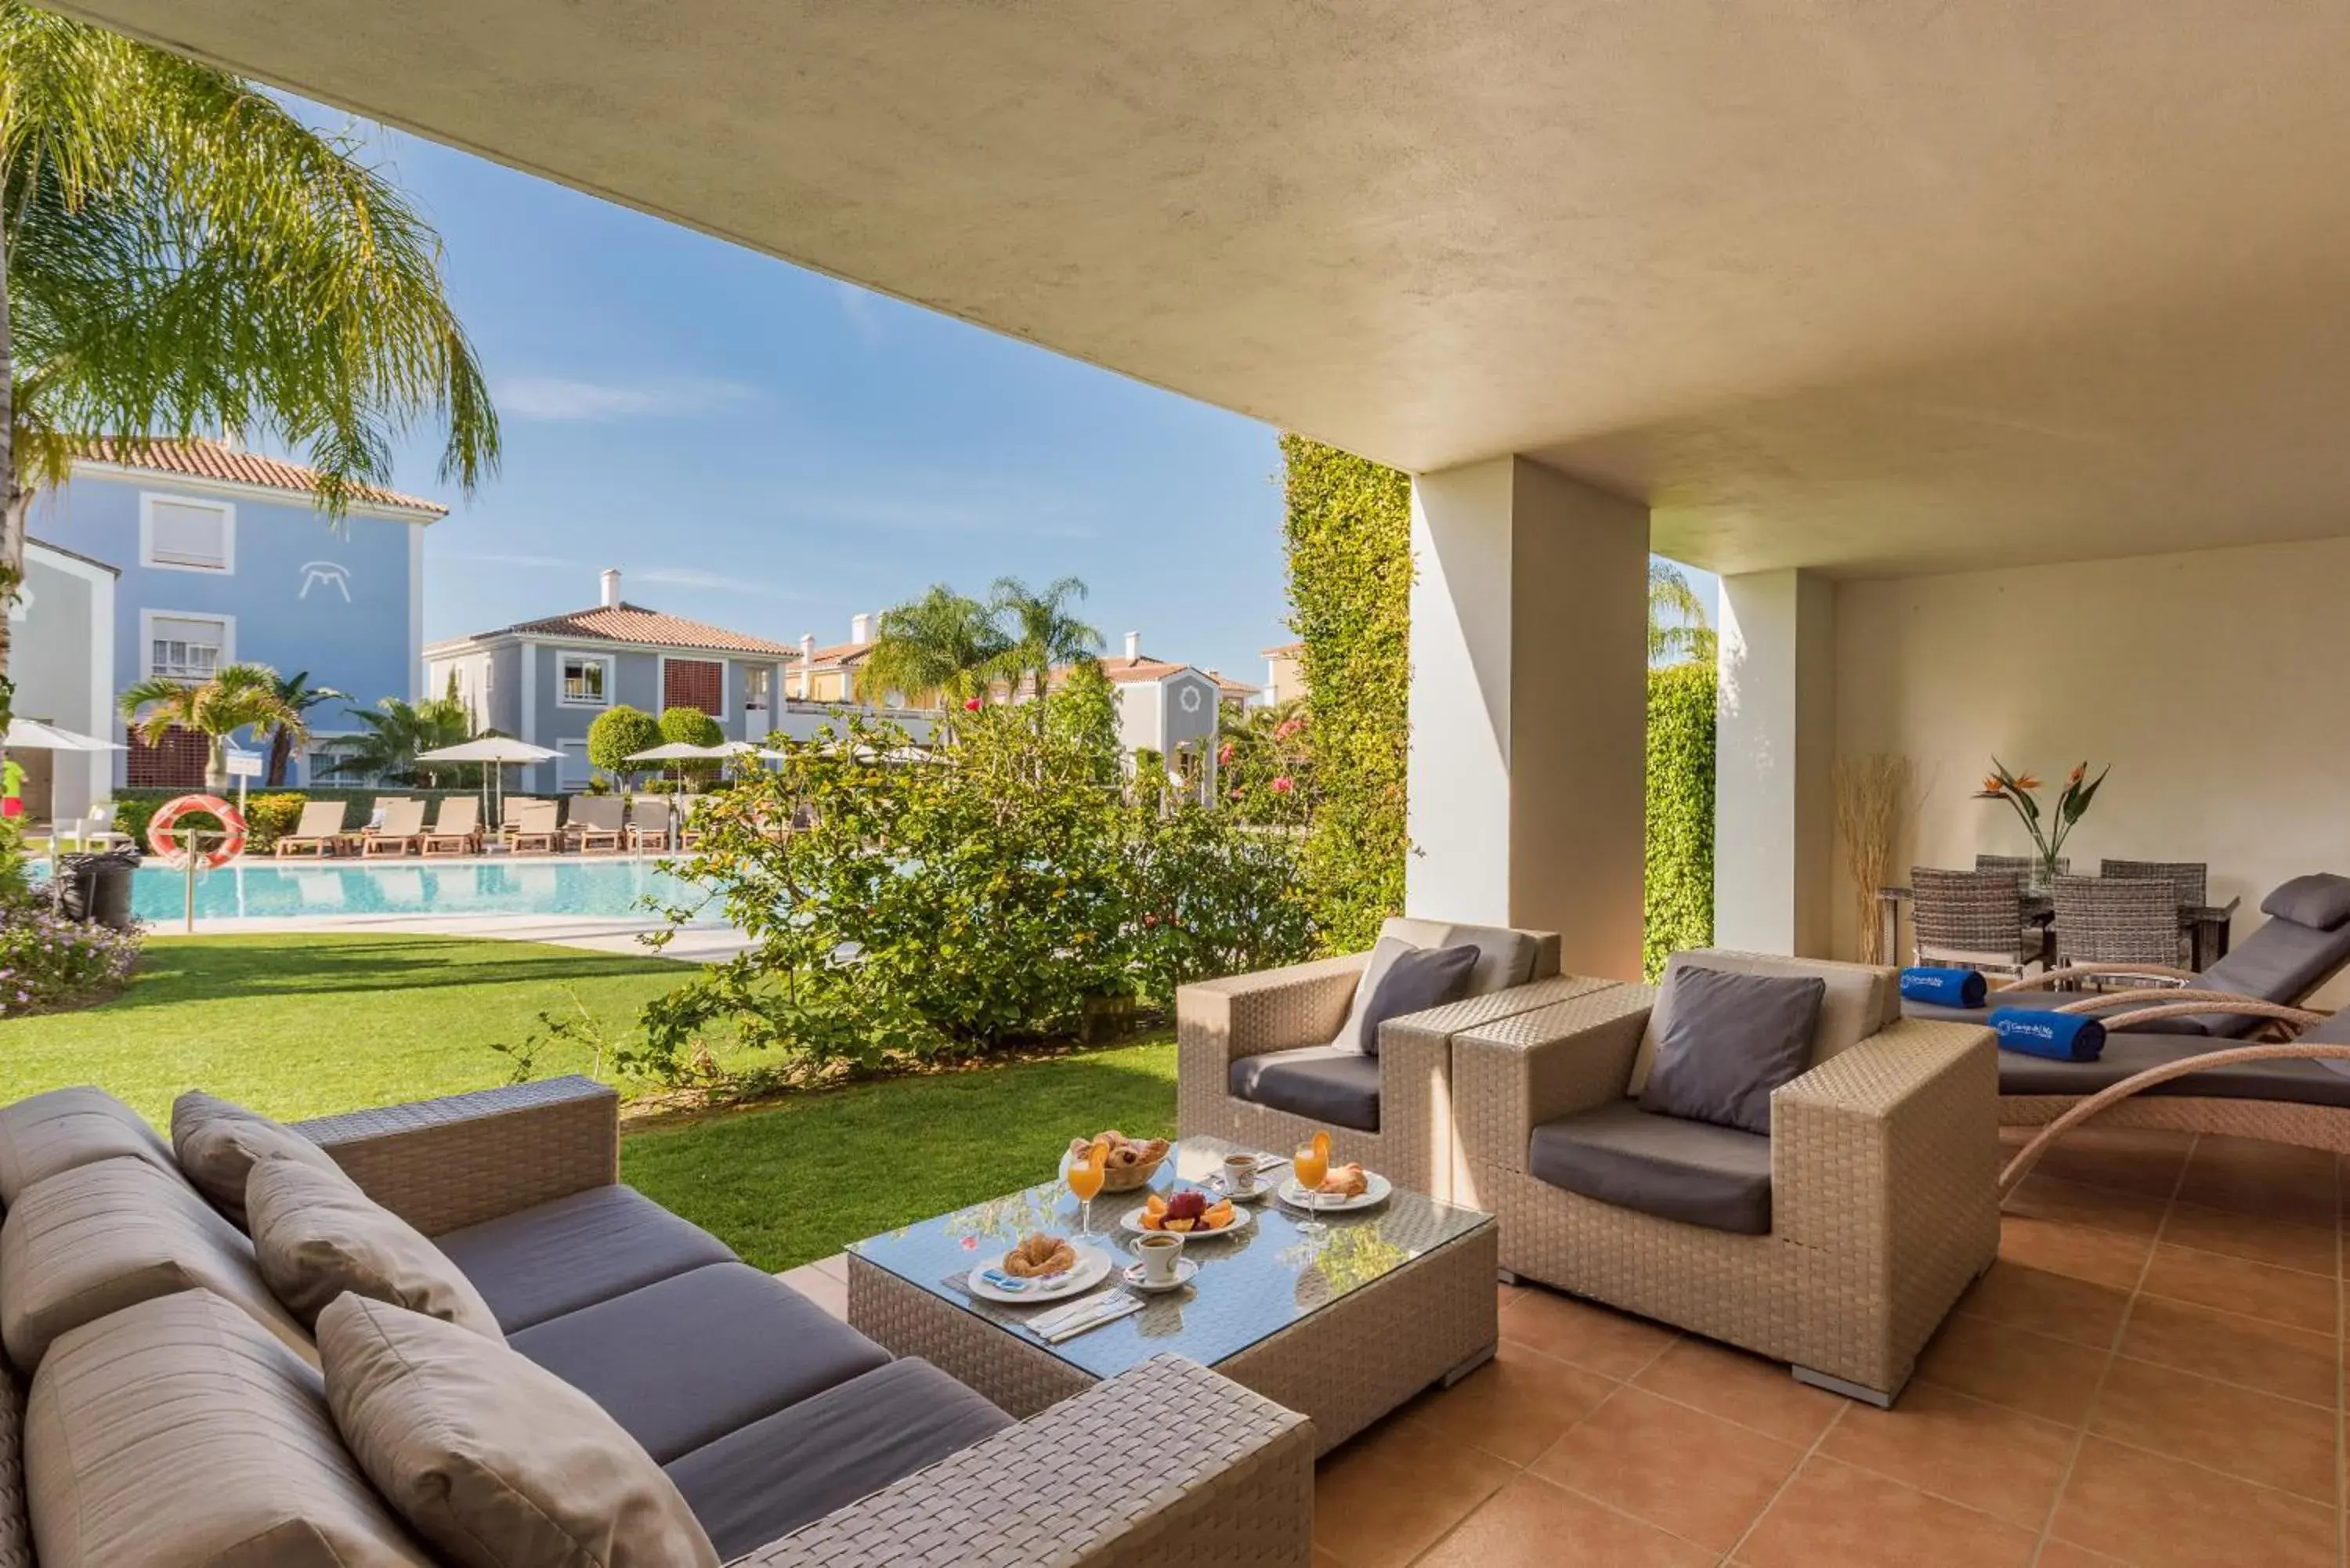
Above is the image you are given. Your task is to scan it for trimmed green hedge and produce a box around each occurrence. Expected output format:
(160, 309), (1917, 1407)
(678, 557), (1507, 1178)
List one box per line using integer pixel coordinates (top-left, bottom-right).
(1644, 662), (1717, 979)
(1280, 435), (1412, 953)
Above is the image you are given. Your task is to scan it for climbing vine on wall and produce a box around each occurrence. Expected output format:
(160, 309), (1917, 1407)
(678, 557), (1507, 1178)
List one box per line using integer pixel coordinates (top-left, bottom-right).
(1280, 435), (1412, 953)
(1644, 660), (1717, 978)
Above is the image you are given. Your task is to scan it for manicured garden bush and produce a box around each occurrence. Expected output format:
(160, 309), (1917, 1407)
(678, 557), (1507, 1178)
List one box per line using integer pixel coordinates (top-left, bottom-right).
(659, 706), (721, 748)
(1644, 660), (1717, 979)
(1280, 435), (1410, 952)
(0, 898), (142, 1017)
(589, 706), (663, 782)
(635, 703), (1314, 1098)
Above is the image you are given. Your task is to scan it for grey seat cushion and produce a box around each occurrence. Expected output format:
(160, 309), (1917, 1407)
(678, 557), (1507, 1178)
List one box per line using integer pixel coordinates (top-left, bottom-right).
(1998, 1033), (2350, 1109)
(1528, 1099), (1774, 1235)
(0, 1087), (181, 1209)
(663, 1357), (1012, 1560)
(510, 1263), (889, 1463)
(1228, 1046), (1381, 1133)
(2191, 915), (2350, 1035)
(434, 1183), (737, 1332)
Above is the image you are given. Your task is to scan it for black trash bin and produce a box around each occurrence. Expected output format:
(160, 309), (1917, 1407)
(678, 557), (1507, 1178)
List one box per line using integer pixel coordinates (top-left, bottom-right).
(55, 850), (138, 930)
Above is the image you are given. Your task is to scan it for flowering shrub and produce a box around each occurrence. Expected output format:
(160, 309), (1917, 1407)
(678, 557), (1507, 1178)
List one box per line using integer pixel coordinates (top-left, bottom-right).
(635, 703), (1314, 1095)
(1217, 703), (1312, 826)
(0, 900), (143, 1016)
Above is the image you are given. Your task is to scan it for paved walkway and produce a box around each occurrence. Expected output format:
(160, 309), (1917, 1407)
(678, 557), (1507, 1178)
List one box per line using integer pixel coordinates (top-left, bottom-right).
(158, 910), (754, 960)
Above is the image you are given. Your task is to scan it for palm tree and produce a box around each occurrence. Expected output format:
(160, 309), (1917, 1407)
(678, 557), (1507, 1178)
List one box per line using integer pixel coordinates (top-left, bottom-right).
(118, 662), (307, 791)
(0, 4), (500, 735)
(989, 574), (1101, 711)
(262, 670), (345, 786)
(856, 586), (1010, 713)
(316, 692), (474, 787)
(1648, 561), (1717, 667)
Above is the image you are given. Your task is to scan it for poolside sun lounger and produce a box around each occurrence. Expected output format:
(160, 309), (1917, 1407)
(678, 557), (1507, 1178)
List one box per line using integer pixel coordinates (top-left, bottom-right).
(420, 797), (483, 857)
(625, 794), (671, 851)
(360, 798), (428, 858)
(562, 795), (625, 854)
(508, 800), (562, 854)
(274, 800), (351, 858)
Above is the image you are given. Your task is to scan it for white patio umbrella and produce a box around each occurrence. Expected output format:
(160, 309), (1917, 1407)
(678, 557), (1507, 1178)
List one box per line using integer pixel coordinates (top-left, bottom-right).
(4, 718), (125, 752)
(414, 736), (562, 829)
(625, 739), (730, 789)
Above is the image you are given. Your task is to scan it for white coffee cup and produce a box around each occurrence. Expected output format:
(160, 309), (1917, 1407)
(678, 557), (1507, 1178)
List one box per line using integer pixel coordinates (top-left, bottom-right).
(1223, 1153), (1260, 1195)
(1136, 1231), (1185, 1284)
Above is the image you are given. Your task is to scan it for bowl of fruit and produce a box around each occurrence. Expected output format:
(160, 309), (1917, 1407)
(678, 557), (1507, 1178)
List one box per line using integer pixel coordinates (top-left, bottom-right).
(1064, 1129), (1171, 1193)
(1123, 1187), (1249, 1237)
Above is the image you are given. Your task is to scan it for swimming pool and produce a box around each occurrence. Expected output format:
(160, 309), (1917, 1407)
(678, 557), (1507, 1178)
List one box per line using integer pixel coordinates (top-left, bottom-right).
(118, 857), (723, 924)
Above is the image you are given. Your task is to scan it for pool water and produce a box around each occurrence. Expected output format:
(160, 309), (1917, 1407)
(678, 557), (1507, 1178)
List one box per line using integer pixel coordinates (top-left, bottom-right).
(121, 857), (721, 924)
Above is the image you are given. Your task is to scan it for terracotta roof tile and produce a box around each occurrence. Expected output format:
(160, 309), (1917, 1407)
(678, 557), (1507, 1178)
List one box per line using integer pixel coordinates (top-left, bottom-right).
(497, 602), (802, 657)
(800, 640), (874, 669)
(78, 437), (445, 515)
(1260, 641), (1304, 658)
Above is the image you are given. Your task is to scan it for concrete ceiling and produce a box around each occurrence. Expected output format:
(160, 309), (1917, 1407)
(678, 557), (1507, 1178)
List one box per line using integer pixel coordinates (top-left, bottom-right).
(58, 0), (2350, 576)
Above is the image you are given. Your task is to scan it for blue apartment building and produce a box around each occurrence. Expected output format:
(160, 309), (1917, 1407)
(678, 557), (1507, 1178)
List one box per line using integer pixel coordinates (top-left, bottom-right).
(25, 438), (442, 792)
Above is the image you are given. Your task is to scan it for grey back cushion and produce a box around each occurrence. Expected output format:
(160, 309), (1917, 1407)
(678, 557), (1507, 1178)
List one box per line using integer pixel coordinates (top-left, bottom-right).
(172, 1090), (349, 1230)
(0, 1087), (181, 1209)
(24, 1289), (432, 1568)
(1639, 965), (1826, 1136)
(1376, 918), (1543, 996)
(247, 1157), (502, 1340)
(1338, 939), (1480, 1057)
(1631, 949), (1898, 1094)
(0, 1155), (314, 1374)
(2261, 873), (2350, 931)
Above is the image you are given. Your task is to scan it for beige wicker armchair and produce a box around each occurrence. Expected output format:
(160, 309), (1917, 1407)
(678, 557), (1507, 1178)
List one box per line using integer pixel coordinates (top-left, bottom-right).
(1176, 919), (1593, 1201)
(1449, 951), (1999, 1405)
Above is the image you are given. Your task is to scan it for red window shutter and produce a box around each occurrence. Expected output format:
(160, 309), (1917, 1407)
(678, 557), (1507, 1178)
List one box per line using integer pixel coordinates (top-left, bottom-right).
(126, 725), (208, 789)
(663, 659), (723, 716)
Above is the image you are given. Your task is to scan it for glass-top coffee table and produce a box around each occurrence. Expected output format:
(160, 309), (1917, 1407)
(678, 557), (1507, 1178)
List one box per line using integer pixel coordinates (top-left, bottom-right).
(846, 1135), (1497, 1454)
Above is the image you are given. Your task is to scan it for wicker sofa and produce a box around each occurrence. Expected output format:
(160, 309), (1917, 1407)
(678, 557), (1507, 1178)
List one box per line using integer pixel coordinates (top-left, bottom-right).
(1450, 951), (2000, 1405)
(0, 1077), (1314, 1566)
(1177, 917), (1604, 1201)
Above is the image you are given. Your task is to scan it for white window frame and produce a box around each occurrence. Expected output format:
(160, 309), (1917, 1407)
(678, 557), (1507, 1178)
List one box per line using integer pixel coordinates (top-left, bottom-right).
(139, 493), (237, 574)
(555, 739), (592, 789)
(743, 664), (772, 723)
(555, 649), (614, 709)
(141, 609), (235, 682)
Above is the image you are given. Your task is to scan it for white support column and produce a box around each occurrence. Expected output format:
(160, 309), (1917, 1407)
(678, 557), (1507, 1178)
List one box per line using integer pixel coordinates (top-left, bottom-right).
(1407, 455), (1649, 980)
(1715, 569), (1838, 956)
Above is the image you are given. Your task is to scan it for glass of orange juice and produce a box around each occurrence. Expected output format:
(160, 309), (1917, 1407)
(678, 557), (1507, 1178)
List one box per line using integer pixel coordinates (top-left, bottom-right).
(1292, 1134), (1330, 1234)
(1067, 1140), (1108, 1234)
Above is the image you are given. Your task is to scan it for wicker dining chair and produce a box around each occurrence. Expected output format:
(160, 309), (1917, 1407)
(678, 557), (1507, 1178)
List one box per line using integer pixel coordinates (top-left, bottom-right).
(1912, 866), (2042, 977)
(2099, 858), (2207, 909)
(2052, 875), (2184, 987)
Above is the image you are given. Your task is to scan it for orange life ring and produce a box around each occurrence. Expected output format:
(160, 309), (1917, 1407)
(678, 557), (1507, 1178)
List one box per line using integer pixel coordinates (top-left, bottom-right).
(147, 793), (248, 869)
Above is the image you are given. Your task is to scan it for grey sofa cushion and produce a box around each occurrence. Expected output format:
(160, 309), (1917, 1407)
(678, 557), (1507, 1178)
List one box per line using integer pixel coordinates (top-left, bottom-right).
(25, 1290), (432, 1568)
(1998, 1032), (2350, 1109)
(2260, 873), (2350, 931)
(1529, 1099), (1774, 1235)
(1339, 939), (1479, 1057)
(1639, 965), (1824, 1135)
(510, 1263), (889, 1463)
(0, 1087), (180, 1209)
(0, 1155), (313, 1373)
(2193, 915), (2350, 1035)
(1376, 917), (1541, 997)
(433, 1183), (737, 1333)
(172, 1089), (349, 1229)
(248, 1157), (501, 1339)
(664, 1357), (1012, 1561)
(1635, 949), (1896, 1093)
(1228, 1046), (1381, 1133)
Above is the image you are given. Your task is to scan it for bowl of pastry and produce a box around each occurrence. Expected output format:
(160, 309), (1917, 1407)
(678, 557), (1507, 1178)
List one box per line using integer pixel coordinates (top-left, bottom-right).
(1063, 1129), (1171, 1192)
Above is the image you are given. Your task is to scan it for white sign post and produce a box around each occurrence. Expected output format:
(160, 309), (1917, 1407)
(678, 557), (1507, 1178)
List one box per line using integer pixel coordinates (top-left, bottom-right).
(224, 749), (262, 815)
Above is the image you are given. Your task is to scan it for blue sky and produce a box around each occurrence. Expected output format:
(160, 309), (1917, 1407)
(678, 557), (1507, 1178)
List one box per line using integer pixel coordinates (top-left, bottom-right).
(338, 107), (1711, 681)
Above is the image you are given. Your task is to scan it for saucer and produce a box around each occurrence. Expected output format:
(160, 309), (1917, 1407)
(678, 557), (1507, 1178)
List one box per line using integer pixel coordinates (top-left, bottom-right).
(1123, 1257), (1200, 1293)
(1210, 1172), (1271, 1203)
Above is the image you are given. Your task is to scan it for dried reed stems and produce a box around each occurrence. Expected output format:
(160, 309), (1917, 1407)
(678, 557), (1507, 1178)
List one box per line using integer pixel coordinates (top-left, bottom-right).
(1836, 755), (1913, 963)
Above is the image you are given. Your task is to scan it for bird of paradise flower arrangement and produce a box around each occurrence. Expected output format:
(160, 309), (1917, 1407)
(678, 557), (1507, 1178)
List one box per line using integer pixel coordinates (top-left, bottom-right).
(1975, 759), (2109, 889)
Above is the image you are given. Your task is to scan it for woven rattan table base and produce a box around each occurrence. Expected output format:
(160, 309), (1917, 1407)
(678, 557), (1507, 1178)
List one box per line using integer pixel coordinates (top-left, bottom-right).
(850, 1223), (1497, 1457)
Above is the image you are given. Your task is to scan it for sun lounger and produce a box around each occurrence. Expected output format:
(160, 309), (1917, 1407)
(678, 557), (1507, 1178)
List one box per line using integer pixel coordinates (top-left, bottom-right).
(420, 797), (483, 857)
(360, 798), (428, 858)
(625, 794), (671, 851)
(508, 800), (562, 855)
(273, 800), (351, 858)
(673, 793), (707, 851)
(562, 795), (625, 854)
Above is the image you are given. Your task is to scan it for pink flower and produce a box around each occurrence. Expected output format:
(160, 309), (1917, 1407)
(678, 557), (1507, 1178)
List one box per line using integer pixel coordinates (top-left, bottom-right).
(1217, 742), (1235, 765)
(1271, 776), (1295, 795)
(1144, 914), (1159, 927)
(960, 1236), (978, 1251)
(964, 697), (983, 712)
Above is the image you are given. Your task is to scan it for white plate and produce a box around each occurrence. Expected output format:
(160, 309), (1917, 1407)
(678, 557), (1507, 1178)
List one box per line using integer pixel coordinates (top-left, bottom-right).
(968, 1244), (1115, 1304)
(1122, 1257), (1201, 1293)
(1276, 1171), (1394, 1212)
(1118, 1199), (1254, 1238)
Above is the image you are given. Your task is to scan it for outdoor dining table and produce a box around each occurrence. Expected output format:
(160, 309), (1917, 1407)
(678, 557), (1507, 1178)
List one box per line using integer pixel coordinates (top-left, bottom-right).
(1875, 884), (2241, 974)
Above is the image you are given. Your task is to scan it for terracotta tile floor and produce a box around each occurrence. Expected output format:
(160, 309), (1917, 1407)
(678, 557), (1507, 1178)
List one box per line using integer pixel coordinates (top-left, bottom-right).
(792, 1125), (2349, 1567)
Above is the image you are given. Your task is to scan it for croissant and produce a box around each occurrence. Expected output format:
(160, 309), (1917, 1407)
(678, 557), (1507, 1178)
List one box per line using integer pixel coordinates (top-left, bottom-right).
(1002, 1231), (1077, 1277)
(1318, 1164), (1369, 1199)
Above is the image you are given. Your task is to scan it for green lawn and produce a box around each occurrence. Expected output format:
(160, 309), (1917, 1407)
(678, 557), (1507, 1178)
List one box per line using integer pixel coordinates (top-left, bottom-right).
(2, 934), (1178, 1272)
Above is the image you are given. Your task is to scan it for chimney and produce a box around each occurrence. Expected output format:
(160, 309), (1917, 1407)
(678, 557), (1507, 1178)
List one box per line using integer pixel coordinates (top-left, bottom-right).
(1123, 630), (1142, 662)
(600, 568), (622, 608)
(850, 612), (875, 645)
(798, 633), (816, 699)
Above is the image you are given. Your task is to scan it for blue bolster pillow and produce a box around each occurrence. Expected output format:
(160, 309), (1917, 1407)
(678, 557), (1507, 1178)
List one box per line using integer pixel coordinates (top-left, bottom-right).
(1990, 1008), (2106, 1062)
(1900, 966), (1987, 1009)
